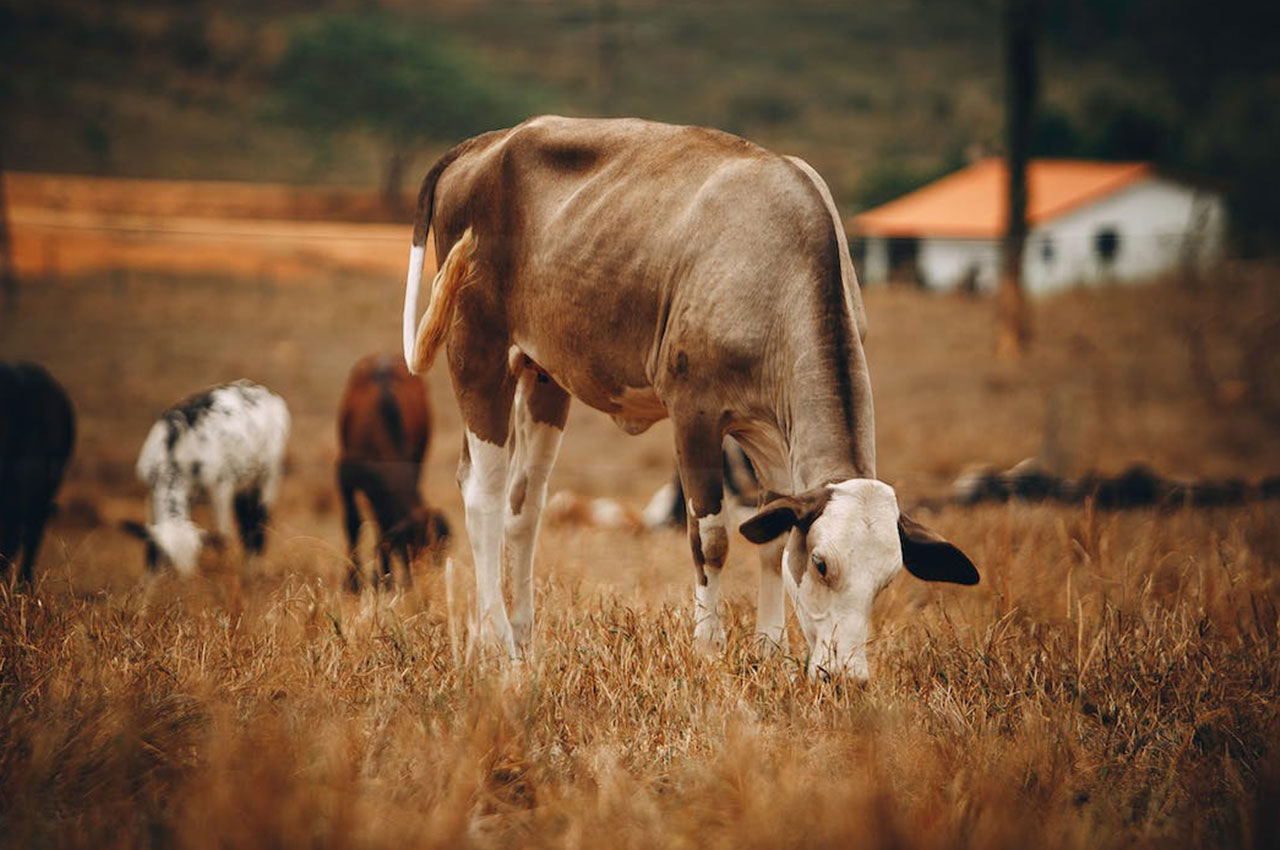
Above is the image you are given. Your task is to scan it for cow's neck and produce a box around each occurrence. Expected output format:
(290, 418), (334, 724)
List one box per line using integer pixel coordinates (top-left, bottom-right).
(777, 314), (877, 491)
(367, 464), (423, 527)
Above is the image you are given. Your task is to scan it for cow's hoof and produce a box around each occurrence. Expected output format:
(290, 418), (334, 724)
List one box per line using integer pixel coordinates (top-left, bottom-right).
(693, 622), (726, 654)
(476, 617), (517, 659)
(510, 618), (533, 653)
(752, 631), (789, 656)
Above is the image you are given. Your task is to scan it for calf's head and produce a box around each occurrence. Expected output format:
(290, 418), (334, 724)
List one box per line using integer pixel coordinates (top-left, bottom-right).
(740, 479), (977, 681)
(384, 507), (451, 567)
(120, 518), (210, 575)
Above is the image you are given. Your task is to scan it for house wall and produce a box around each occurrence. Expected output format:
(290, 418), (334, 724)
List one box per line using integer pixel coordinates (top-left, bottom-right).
(856, 178), (1226, 296)
(916, 238), (1001, 293)
(1021, 178), (1225, 295)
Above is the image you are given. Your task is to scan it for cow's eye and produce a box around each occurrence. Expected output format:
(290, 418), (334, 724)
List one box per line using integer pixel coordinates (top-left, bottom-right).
(812, 554), (828, 578)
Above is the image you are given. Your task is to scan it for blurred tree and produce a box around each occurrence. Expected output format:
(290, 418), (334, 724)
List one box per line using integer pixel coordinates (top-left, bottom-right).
(271, 16), (525, 211)
(1042, 0), (1280, 253)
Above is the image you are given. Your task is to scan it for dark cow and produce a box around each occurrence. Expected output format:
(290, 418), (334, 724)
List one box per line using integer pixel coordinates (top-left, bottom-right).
(0, 361), (75, 586)
(401, 116), (977, 680)
(338, 353), (449, 591)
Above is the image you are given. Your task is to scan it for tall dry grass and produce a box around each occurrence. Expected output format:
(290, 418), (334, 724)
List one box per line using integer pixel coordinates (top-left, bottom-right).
(2, 265), (1279, 848)
(2, 504), (1278, 848)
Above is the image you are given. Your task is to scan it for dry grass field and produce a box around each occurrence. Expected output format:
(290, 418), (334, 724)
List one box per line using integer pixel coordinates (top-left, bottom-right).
(2, 261), (1279, 848)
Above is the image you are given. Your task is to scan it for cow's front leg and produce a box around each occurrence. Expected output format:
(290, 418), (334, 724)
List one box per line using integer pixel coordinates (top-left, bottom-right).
(675, 420), (729, 652)
(503, 371), (569, 653)
(460, 430), (517, 658)
(208, 479), (236, 562)
(755, 535), (788, 652)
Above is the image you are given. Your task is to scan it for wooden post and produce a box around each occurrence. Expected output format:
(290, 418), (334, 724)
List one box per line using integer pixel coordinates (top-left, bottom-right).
(996, 0), (1039, 360)
(0, 150), (17, 313)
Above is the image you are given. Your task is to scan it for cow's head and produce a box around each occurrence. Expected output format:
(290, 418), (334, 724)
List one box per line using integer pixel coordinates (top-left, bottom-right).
(120, 518), (211, 575)
(740, 479), (977, 681)
(384, 507), (451, 567)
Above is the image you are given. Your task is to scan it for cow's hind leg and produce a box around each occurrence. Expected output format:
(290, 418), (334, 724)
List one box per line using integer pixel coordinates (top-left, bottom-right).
(233, 487), (268, 583)
(504, 370), (569, 652)
(460, 428), (517, 657)
(453, 356), (518, 657)
(0, 501), (22, 583)
(234, 488), (268, 558)
(338, 463), (364, 592)
(673, 416), (729, 651)
(17, 495), (53, 587)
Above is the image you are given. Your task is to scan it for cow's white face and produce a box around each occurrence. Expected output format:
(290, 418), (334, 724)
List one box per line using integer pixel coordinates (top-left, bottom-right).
(741, 478), (978, 682)
(149, 518), (204, 575)
(788, 480), (902, 680)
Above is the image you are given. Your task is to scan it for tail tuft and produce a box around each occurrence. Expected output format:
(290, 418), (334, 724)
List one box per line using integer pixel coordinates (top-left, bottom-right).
(409, 228), (475, 374)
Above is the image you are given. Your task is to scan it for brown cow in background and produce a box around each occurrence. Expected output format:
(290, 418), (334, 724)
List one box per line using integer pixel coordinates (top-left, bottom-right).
(1, 361), (75, 586)
(338, 354), (449, 591)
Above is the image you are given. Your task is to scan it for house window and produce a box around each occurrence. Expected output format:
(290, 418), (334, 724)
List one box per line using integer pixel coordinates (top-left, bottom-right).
(1040, 237), (1055, 265)
(1094, 227), (1120, 265)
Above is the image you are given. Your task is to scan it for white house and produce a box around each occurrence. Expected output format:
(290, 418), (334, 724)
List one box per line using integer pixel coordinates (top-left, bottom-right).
(851, 158), (1226, 296)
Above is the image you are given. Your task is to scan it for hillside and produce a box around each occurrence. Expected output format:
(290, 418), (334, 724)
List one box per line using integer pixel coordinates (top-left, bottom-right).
(1, 0), (1142, 216)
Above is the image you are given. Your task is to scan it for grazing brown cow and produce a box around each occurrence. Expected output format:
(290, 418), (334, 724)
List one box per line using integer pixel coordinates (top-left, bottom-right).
(402, 116), (977, 680)
(338, 354), (449, 591)
(1, 361), (75, 586)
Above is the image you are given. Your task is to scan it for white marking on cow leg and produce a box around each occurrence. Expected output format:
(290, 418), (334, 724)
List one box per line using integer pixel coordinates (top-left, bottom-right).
(694, 564), (724, 651)
(209, 480), (235, 535)
(692, 505), (728, 650)
(209, 481), (244, 575)
(402, 243), (426, 369)
(755, 536), (787, 652)
(461, 430), (516, 658)
(503, 404), (564, 652)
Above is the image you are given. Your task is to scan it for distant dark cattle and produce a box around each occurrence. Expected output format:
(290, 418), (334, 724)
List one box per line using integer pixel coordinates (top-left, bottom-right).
(952, 459), (1270, 511)
(0, 362), (75, 586)
(338, 354), (449, 591)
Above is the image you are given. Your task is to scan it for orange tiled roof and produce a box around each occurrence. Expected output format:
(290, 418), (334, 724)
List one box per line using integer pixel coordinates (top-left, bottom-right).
(851, 158), (1152, 239)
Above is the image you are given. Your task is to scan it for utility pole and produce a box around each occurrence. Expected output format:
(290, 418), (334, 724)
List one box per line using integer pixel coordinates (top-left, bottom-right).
(996, 0), (1039, 360)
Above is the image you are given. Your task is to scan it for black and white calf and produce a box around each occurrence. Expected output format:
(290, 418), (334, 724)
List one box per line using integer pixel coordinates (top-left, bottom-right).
(123, 380), (289, 574)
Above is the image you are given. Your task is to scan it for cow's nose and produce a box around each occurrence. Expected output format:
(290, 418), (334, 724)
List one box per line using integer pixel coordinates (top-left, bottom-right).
(807, 653), (869, 684)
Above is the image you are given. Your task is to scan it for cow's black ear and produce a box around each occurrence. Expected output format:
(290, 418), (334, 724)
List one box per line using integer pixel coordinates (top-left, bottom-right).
(898, 514), (979, 585)
(119, 520), (150, 541)
(739, 487), (832, 544)
(739, 498), (803, 543)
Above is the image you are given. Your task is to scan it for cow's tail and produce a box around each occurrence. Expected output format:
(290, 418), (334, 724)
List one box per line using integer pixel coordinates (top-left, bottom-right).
(402, 153), (451, 371)
(407, 227), (475, 375)
(403, 133), (504, 371)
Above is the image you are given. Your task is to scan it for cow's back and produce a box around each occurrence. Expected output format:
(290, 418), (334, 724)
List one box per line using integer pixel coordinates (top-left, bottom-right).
(430, 116), (839, 415)
(338, 355), (429, 465)
(0, 363), (75, 556)
(0, 362), (75, 476)
(138, 381), (287, 487)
